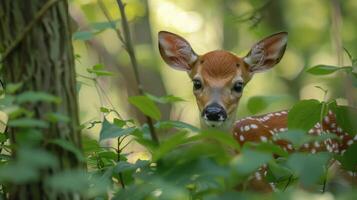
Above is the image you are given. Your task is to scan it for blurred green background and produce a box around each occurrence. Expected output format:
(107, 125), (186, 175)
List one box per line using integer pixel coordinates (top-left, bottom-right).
(70, 0), (357, 160)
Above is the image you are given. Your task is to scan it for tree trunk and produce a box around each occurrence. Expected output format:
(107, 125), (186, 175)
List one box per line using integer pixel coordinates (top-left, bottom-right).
(0, 0), (82, 199)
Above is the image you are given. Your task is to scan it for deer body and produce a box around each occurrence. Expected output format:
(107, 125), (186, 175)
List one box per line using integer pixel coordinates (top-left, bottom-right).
(234, 110), (355, 154)
(158, 31), (355, 191)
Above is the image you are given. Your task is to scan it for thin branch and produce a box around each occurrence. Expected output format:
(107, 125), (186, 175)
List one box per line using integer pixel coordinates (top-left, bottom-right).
(330, 0), (356, 107)
(0, 0), (60, 63)
(111, 0), (159, 145)
(234, 0), (272, 28)
(97, 0), (126, 46)
(117, 137), (125, 188)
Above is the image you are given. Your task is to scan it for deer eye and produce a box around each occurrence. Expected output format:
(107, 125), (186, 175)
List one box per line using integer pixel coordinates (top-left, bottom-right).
(193, 79), (202, 90)
(232, 82), (243, 93)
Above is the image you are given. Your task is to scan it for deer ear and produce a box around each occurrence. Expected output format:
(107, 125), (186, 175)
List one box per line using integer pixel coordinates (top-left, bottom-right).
(158, 31), (198, 71)
(244, 32), (288, 73)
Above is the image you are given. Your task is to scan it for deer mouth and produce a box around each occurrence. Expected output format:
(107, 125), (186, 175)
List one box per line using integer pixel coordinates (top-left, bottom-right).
(203, 119), (224, 128)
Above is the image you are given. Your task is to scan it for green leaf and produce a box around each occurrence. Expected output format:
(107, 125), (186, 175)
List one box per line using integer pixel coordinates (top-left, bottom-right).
(99, 118), (136, 141)
(332, 105), (357, 135)
(114, 159), (149, 173)
(336, 143), (357, 171)
(87, 64), (114, 76)
(231, 148), (273, 176)
(152, 131), (188, 161)
(17, 147), (58, 169)
(288, 99), (322, 132)
(73, 31), (94, 41)
(16, 91), (61, 104)
(45, 112), (70, 123)
(306, 65), (352, 75)
(8, 118), (48, 128)
(128, 95), (161, 120)
(274, 130), (308, 148)
(5, 82), (23, 94)
(247, 96), (281, 114)
(100, 107), (110, 113)
(113, 118), (132, 128)
(267, 160), (293, 183)
(0, 154), (11, 161)
(287, 152), (331, 186)
(0, 133), (7, 142)
(245, 142), (288, 157)
(46, 169), (89, 193)
(91, 20), (118, 31)
(188, 129), (240, 151)
(0, 147), (59, 183)
(146, 93), (185, 104)
(155, 120), (200, 132)
(49, 139), (85, 162)
(0, 163), (38, 183)
(82, 136), (101, 155)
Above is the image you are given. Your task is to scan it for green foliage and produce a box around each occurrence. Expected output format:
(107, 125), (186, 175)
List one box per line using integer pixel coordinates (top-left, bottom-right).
(73, 20), (118, 41)
(2, 77), (357, 199)
(16, 91), (61, 104)
(306, 65), (353, 75)
(247, 96), (283, 114)
(0, 148), (58, 183)
(287, 152), (331, 186)
(288, 99), (322, 132)
(128, 95), (161, 120)
(87, 64), (114, 77)
(336, 143), (357, 171)
(8, 118), (48, 128)
(49, 139), (85, 162)
(231, 148), (273, 176)
(99, 118), (136, 141)
(146, 93), (185, 104)
(332, 105), (357, 136)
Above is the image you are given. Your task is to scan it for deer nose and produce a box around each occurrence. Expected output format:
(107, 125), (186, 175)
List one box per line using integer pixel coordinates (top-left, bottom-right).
(202, 103), (227, 122)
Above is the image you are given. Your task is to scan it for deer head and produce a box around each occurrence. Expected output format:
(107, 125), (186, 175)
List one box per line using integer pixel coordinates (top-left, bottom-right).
(158, 31), (288, 130)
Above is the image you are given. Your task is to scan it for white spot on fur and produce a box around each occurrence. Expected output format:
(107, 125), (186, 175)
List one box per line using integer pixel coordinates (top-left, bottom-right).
(250, 124), (258, 129)
(244, 125), (250, 131)
(260, 136), (268, 142)
(314, 141), (320, 148)
(347, 140), (354, 146)
(324, 116), (329, 123)
(239, 135), (245, 141)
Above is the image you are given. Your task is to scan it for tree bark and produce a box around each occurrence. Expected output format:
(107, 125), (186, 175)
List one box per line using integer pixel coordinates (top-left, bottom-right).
(0, 0), (82, 199)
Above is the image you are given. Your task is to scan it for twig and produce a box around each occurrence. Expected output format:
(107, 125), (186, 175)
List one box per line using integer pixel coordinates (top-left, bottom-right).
(0, 0), (60, 63)
(330, 0), (356, 107)
(117, 137), (125, 188)
(234, 0), (272, 28)
(97, 0), (126, 46)
(113, 0), (159, 145)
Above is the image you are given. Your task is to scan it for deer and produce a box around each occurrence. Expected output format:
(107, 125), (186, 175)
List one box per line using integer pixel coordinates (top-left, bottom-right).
(158, 31), (356, 191)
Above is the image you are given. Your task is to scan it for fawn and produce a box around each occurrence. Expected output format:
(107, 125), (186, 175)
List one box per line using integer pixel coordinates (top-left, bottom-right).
(158, 31), (356, 191)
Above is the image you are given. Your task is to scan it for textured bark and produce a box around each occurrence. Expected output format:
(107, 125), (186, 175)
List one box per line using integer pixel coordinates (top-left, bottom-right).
(0, 0), (82, 199)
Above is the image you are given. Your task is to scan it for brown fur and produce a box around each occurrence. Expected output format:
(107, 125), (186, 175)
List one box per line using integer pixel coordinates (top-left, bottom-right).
(200, 51), (239, 80)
